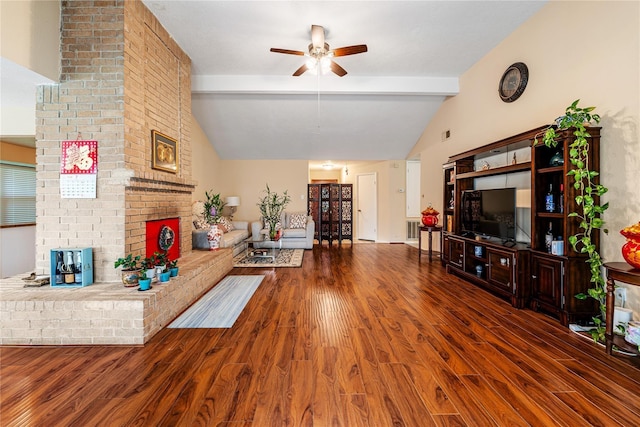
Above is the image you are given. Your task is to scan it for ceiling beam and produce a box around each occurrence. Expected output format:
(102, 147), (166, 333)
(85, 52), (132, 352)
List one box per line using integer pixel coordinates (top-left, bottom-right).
(192, 75), (459, 96)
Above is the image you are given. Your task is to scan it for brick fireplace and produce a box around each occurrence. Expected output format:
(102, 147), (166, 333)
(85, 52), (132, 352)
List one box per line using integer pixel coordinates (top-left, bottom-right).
(34, 1), (195, 283)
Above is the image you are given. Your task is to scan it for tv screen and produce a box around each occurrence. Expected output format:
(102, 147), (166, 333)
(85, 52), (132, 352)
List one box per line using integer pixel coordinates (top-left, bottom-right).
(461, 188), (516, 241)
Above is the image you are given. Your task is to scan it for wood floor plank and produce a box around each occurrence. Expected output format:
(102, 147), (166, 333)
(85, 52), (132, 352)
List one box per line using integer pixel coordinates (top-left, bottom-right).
(2, 244), (640, 426)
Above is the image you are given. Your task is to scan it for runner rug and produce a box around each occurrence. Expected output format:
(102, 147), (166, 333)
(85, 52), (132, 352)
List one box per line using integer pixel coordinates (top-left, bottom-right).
(168, 275), (264, 328)
(233, 248), (304, 268)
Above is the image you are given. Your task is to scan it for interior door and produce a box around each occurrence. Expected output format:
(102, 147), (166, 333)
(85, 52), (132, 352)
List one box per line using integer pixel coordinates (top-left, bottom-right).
(357, 173), (377, 241)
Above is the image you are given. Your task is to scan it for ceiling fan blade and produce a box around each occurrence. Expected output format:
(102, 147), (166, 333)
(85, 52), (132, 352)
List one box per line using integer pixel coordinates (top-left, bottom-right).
(270, 48), (305, 56)
(332, 44), (368, 57)
(311, 25), (325, 49)
(292, 64), (309, 77)
(330, 61), (348, 77)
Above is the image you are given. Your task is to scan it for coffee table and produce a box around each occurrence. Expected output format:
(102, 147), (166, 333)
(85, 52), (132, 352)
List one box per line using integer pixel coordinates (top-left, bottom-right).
(243, 237), (282, 263)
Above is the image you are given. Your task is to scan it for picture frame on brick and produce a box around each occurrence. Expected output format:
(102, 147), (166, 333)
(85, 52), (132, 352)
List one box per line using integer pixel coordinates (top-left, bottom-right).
(151, 130), (179, 173)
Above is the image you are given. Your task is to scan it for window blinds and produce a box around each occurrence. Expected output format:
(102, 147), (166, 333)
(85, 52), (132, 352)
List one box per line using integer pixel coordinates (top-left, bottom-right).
(0, 162), (36, 226)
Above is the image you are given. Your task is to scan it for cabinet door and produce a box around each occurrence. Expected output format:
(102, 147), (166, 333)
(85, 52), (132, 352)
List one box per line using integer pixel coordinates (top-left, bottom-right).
(448, 238), (464, 269)
(308, 184), (320, 241)
(441, 234), (450, 264)
(487, 249), (514, 293)
(531, 254), (563, 309)
(340, 184), (353, 241)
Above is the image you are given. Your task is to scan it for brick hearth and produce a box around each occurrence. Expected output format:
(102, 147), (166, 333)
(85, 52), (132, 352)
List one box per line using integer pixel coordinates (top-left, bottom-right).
(1, 250), (232, 345)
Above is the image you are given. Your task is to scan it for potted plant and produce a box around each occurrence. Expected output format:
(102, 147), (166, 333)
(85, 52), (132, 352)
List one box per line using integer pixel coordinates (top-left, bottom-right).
(535, 99), (608, 341)
(168, 258), (179, 277)
(257, 184), (291, 240)
(114, 254), (141, 287)
(142, 254), (157, 280)
(203, 190), (226, 225)
(154, 251), (169, 271)
(138, 268), (152, 291)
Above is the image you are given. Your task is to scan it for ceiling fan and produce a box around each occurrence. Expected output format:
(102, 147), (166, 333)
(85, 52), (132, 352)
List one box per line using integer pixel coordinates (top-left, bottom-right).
(270, 25), (368, 77)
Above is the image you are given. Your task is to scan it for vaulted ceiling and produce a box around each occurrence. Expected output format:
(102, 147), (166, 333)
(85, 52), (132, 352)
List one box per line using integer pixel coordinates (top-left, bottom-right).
(142, 1), (547, 166)
(2, 1), (547, 167)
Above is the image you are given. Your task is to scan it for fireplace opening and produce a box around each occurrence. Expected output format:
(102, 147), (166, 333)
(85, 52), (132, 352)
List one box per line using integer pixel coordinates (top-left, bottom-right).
(146, 217), (181, 261)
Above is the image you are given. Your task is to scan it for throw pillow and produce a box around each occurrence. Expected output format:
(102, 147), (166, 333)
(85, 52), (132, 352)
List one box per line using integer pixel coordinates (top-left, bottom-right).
(218, 216), (235, 232)
(193, 219), (209, 230)
(289, 213), (307, 229)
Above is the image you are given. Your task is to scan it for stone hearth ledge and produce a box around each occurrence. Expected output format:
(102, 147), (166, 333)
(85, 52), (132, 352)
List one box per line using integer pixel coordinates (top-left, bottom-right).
(0, 250), (232, 345)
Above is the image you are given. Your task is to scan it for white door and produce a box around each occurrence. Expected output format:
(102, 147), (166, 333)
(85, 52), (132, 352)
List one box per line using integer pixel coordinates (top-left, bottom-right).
(406, 160), (421, 217)
(357, 173), (377, 241)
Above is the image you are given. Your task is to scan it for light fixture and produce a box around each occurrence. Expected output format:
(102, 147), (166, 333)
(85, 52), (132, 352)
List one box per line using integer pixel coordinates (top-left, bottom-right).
(345, 164), (349, 176)
(225, 196), (240, 219)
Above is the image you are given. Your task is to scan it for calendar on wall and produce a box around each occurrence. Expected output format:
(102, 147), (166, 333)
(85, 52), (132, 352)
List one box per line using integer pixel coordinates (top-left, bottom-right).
(60, 140), (98, 199)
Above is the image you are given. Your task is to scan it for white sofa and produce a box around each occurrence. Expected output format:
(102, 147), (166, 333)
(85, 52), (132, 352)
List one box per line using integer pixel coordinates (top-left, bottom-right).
(251, 212), (315, 249)
(192, 220), (250, 256)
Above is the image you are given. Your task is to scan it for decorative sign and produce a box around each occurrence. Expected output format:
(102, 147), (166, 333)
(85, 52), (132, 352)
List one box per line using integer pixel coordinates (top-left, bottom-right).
(60, 140), (98, 198)
(146, 217), (180, 261)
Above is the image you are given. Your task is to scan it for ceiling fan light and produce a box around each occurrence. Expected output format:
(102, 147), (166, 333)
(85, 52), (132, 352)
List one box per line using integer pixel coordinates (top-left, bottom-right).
(322, 163), (334, 170)
(305, 57), (318, 69)
(320, 56), (331, 73)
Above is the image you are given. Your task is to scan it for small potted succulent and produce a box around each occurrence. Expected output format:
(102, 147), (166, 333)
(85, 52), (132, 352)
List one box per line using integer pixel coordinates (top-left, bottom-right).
(114, 254), (141, 287)
(168, 258), (179, 277)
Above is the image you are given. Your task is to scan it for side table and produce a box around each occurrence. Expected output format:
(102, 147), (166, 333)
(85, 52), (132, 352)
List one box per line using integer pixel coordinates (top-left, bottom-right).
(418, 225), (442, 262)
(604, 262), (640, 356)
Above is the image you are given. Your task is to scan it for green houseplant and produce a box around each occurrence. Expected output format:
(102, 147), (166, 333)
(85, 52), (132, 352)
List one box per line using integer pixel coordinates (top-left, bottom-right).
(257, 184), (291, 240)
(534, 100), (608, 341)
(203, 190), (227, 224)
(114, 254), (141, 287)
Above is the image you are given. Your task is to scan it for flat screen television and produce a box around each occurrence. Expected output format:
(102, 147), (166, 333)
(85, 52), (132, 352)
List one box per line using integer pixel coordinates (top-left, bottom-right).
(461, 188), (517, 242)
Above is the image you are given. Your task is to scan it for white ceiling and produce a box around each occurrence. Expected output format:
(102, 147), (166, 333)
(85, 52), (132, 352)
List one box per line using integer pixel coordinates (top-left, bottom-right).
(142, 0), (546, 165)
(2, 1), (547, 167)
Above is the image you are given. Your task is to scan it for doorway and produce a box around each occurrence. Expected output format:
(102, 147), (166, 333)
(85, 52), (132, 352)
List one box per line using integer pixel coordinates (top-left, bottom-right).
(357, 173), (377, 241)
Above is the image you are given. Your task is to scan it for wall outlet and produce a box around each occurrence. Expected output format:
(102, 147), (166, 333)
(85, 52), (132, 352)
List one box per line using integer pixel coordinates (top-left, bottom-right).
(615, 287), (627, 306)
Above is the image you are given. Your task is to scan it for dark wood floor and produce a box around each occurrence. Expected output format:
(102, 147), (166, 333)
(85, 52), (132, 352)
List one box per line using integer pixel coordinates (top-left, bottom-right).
(2, 244), (640, 426)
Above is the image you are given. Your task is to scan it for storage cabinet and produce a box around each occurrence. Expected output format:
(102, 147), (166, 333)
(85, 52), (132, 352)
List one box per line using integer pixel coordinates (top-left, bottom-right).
(529, 127), (600, 325)
(446, 235), (528, 308)
(50, 247), (93, 287)
(308, 183), (353, 245)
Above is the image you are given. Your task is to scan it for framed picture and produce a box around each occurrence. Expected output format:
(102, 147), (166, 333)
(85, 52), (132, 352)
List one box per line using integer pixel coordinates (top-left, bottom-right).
(151, 130), (178, 173)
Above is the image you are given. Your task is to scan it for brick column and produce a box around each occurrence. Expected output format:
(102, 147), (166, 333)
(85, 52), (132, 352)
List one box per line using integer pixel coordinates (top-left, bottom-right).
(35, 0), (194, 284)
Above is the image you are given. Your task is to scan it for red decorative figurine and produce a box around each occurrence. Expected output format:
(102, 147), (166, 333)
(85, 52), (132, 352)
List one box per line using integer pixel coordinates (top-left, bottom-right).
(421, 205), (440, 227)
(621, 221), (640, 269)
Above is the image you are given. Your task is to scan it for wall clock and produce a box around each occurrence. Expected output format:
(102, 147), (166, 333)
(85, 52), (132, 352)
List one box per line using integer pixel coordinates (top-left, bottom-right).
(498, 62), (528, 103)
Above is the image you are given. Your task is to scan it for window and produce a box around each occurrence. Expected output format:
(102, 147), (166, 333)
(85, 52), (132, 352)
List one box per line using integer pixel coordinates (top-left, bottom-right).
(0, 162), (36, 226)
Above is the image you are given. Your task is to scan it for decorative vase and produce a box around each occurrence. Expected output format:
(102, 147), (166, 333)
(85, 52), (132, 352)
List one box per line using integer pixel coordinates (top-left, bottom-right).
(620, 222), (640, 269)
(207, 224), (223, 250)
(421, 205), (440, 227)
(121, 269), (140, 287)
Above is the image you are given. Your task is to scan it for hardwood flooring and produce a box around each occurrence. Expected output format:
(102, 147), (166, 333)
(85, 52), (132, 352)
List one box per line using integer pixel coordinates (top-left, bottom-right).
(2, 243), (640, 426)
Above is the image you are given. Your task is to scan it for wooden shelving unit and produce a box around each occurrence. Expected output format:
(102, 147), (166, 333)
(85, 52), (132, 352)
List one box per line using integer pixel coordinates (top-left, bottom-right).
(441, 125), (602, 324)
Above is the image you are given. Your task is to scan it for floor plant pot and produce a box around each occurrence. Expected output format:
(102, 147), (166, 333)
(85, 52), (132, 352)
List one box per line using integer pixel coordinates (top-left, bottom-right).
(138, 278), (152, 291)
(121, 269), (140, 287)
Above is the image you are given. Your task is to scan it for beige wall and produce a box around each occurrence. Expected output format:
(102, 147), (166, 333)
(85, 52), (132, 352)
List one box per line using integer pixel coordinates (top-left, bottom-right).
(410, 1), (640, 313)
(191, 116), (222, 201)
(310, 168), (342, 182)
(216, 160), (310, 222)
(0, 0), (60, 81)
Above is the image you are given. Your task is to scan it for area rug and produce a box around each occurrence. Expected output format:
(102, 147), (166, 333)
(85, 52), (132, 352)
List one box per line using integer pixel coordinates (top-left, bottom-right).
(168, 275), (264, 328)
(233, 248), (304, 268)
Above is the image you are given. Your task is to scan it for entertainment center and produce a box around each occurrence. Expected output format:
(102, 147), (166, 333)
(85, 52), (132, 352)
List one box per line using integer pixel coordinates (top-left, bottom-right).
(441, 125), (601, 325)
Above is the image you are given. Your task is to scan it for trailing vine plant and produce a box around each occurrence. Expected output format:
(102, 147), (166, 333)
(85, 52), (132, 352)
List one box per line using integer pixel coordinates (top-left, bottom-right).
(534, 100), (608, 341)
